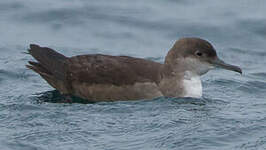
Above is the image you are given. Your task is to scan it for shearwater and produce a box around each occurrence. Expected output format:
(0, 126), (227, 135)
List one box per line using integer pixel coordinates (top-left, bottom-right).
(26, 37), (242, 102)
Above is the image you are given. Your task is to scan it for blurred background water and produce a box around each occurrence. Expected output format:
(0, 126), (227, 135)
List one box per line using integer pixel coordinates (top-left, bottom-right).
(0, 0), (266, 149)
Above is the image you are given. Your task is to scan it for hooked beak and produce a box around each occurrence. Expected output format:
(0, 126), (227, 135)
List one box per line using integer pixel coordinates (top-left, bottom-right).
(212, 57), (242, 74)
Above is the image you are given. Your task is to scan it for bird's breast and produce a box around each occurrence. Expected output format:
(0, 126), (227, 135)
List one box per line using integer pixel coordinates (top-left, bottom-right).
(182, 75), (202, 98)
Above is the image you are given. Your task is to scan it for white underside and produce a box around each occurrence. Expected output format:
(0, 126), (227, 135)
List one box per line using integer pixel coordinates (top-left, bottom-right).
(183, 72), (202, 98)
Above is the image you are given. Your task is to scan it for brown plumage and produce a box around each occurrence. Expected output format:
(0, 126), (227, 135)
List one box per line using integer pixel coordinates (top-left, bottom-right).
(27, 38), (242, 102)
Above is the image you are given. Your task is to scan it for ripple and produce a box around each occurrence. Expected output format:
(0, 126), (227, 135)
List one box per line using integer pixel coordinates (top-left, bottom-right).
(0, 2), (25, 12)
(251, 72), (266, 77)
(238, 80), (266, 94)
(229, 48), (266, 57)
(237, 136), (266, 150)
(249, 72), (266, 81)
(239, 19), (266, 38)
(3, 141), (42, 150)
(0, 69), (34, 81)
(32, 90), (96, 104)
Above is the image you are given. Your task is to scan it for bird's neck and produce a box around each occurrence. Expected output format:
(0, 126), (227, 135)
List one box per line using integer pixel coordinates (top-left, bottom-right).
(182, 71), (202, 98)
(159, 64), (202, 98)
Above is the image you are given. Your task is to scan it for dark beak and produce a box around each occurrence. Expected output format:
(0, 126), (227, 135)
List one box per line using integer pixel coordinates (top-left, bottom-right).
(212, 57), (242, 74)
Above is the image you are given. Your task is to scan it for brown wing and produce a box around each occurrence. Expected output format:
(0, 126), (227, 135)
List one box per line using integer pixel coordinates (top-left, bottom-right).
(66, 54), (162, 86)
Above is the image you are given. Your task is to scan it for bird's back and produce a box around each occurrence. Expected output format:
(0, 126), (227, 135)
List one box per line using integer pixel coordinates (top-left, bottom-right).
(67, 54), (162, 85)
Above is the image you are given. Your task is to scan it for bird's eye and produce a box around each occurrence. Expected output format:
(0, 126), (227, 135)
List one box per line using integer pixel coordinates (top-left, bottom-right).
(196, 51), (203, 57)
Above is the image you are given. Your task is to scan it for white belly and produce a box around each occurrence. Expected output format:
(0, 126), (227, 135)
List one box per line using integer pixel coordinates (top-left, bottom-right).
(183, 74), (202, 98)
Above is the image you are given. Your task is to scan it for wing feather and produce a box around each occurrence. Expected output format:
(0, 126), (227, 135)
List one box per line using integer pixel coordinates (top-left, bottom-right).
(67, 54), (162, 86)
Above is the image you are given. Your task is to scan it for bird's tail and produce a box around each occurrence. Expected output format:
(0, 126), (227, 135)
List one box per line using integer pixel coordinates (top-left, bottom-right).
(26, 44), (68, 80)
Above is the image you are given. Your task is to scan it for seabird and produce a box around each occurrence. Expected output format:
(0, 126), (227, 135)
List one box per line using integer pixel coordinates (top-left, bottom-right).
(26, 37), (242, 102)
